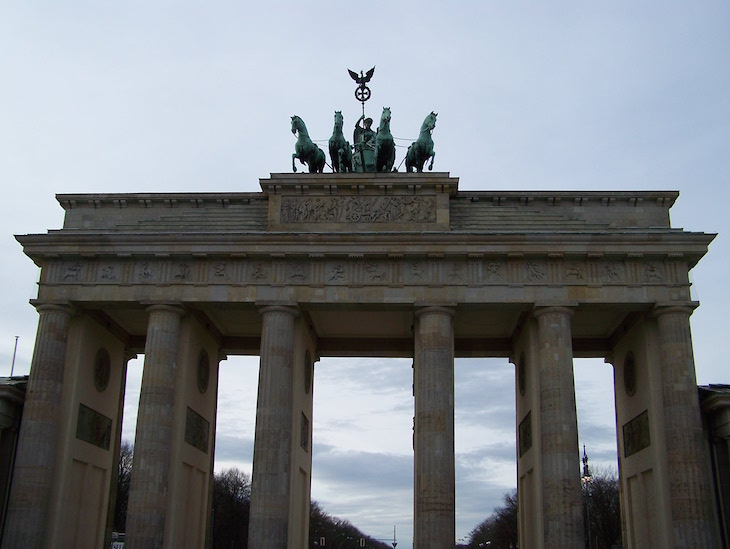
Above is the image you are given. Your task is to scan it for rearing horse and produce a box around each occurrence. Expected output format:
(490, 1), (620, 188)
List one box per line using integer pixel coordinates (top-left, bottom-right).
(328, 111), (352, 173)
(405, 111), (437, 172)
(291, 115), (326, 173)
(374, 107), (396, 172)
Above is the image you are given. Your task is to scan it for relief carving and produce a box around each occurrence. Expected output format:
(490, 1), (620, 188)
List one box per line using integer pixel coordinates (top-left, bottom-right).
(447, 263), (464, 281)
(644, 263), (665, 282)
(602, 263), (621, 282)
(252, 263), (269, 281)
(366, 263), (387, 282)
(63, 263), (82, 281)
(288, 262), (306, 281)
(526, 262), (546, 281)
(100, 265), (118, 281)
(326, 264), (346, 282)
(280, 195), (436, 223)
(212, 263), (227, 279)
(486, 262), (503, 280)
(410, 262), (425, 280)
(174, 263), (190, 280)
(138, 262), (154, 280)
(564, 263), (585, 280)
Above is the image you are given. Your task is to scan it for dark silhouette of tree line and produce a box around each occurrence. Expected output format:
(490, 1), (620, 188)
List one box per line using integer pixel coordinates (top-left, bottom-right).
(113, 443), (391, 548)
(461, 468), (621, 549)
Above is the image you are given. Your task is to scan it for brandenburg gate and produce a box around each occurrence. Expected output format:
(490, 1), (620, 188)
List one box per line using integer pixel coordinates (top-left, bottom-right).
(3, 173), (722, 547)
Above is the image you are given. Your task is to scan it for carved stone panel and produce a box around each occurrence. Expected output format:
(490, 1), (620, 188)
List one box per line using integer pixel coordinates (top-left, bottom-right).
(280, 195), (437, 224)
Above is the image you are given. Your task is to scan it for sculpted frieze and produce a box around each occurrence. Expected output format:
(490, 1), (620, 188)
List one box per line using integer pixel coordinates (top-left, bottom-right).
(46, 256), (683, 291)
(280, 195), (436, 224)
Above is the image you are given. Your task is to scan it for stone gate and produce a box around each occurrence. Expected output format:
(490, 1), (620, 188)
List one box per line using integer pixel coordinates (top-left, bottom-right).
(3, 173), (722, 548)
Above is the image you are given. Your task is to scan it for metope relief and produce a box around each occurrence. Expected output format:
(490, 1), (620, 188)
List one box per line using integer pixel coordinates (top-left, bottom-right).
(602, 263), (623, 283)
(287, 262), (308, 282)
(136, 261), (157, 283)
(99, 264), (119, 282)
(525, 261), (546, 282)
(63, 262), (83, 281)
(325, 263), (347, 283)
(643, 263), (665, 282)
(365, 263), (388, 283)
(210, 262), (228, 280)
(563, 263), (585, 281)
(280, 195), (437, 224)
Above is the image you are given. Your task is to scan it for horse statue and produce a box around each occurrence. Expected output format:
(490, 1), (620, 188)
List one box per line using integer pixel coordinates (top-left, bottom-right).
(291, 115), (326, 173)
(328, 111), (352, 173)
(405, 111), (437, 172)
(374, 107), (396, 172)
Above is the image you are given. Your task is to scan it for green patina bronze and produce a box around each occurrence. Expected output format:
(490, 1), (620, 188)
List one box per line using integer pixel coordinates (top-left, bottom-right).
(406, 111), (438, 172)
(291, 115), (326, 173)
(374, 107), (396, 172)
(353, 115), (376, 172)
(328, 111), (352, 173)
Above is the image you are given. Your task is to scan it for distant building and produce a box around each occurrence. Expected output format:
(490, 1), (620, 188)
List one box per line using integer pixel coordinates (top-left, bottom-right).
(0, 376), (28, 539)
(700, 384), (730, 546)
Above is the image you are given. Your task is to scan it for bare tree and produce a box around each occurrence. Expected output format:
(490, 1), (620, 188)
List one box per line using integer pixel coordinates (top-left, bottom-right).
(212, 467), (251, 548)
(113, 440), (133, 533)
(466, 490), (518, 548)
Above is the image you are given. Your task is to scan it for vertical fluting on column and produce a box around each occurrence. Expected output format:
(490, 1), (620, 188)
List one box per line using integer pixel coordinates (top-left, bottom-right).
(126, 305), (183, 549)
(534, 306), (583, 549)
(655, 304), (720, 548)
(2, 304), (72, 549)
(413, 306), (455, 548)
(248, 305), (298, 548)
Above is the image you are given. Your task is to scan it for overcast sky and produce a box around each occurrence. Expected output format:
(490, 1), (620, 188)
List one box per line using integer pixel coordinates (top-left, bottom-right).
(1, 2), (729, 546)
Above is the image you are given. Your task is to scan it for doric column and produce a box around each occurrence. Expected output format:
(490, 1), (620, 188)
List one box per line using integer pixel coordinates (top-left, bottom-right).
(249, 305), (298, 548)
(126, 304), (184, 549)
(654, 304), (720, 547)
(2, 304), (72, 549)
(413, 306), (455, 548)
(533, 306), (583, 549)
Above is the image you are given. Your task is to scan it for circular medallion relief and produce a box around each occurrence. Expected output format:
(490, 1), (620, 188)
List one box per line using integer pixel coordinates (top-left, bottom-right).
(197, 350), (210, 394)
(518, 353), (526, 396)
(94, 348), (111, 392)
(304, 350), (313, 394)
(624, 352), (637, 396)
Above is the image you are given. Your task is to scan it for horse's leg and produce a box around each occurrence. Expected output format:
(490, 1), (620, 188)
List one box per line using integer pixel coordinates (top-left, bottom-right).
(428, 150), (435, 171)
(292, 153), (298, 173)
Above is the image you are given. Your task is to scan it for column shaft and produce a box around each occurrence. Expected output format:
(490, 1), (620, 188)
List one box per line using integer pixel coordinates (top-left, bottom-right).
(655, 305), (720, 548)
(126, 305), (183, 549)
(2, 304), (72, 549)
(249, 305), (298, 548)
(414, 307), (455, 548)
(534, 306), (583, 549)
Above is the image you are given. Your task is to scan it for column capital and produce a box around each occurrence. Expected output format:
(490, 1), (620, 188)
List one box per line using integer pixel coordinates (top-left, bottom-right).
(532, 305), (575, 319)
(414, 305), (455, 319)
(652, 301), (699, 319)
(145, 303), (185, 316)
(258, 304), (300, 317)
(31, 301), (74, 316)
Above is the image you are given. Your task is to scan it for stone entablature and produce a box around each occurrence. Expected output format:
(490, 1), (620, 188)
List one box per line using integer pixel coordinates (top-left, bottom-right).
(54, 173), (683, 234)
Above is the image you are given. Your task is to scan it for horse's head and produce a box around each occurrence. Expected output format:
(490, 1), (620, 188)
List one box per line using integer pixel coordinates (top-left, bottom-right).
(380, 107), (391, 130)
(291, 115), (304, 136)
(424, 111), (438, 131)
(334, 110), (343, 128)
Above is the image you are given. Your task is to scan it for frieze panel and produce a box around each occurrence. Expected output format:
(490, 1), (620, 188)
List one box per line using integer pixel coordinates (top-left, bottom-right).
(44, 256), (690, 295)
(280, 195), (437, 224)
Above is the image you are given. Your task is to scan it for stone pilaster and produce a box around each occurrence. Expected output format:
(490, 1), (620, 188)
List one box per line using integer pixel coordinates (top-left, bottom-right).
(413, 306), (455, 548)
(533, 306), (583, 549)
(654, 304), (720, 548)
(126, 304), (184, 549)
(248, 305), (298, 548)
(2, 304), (72, 549)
